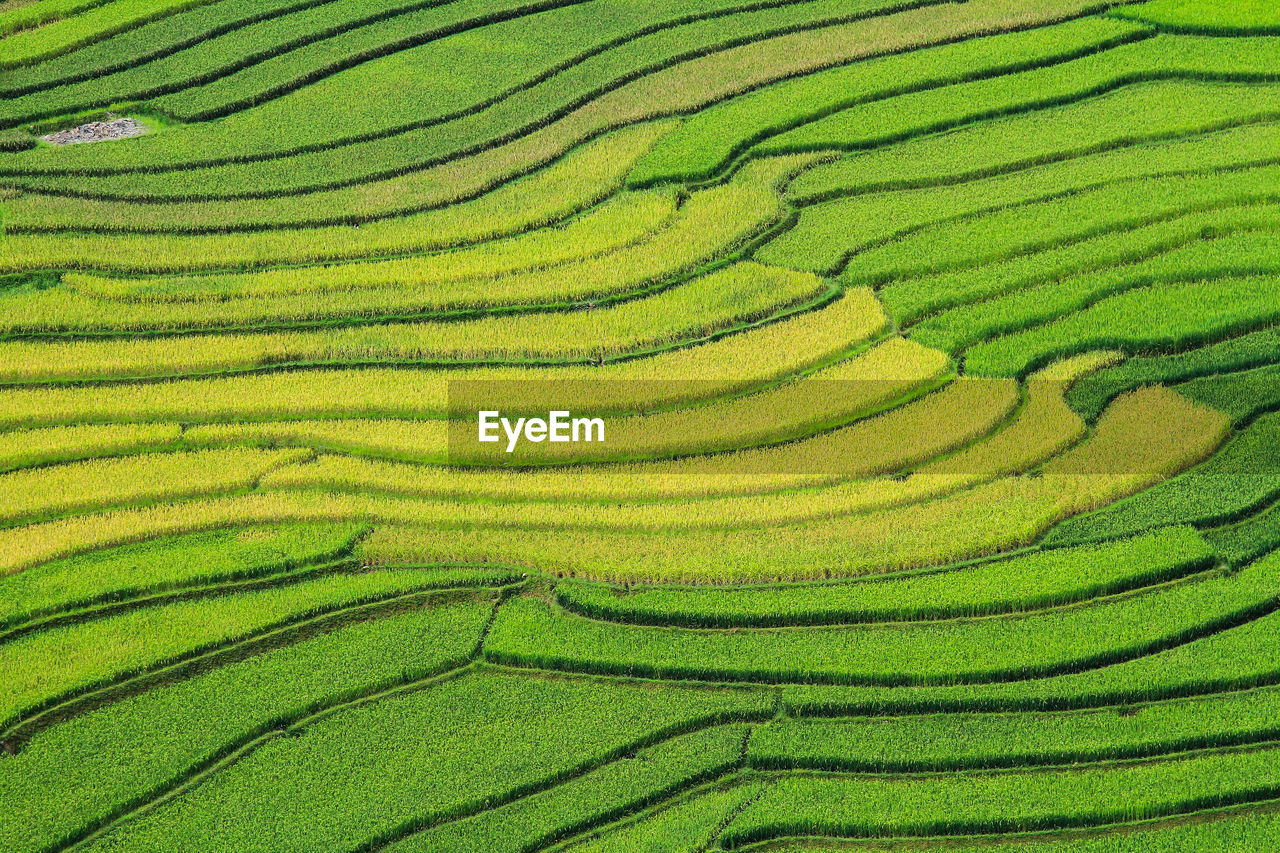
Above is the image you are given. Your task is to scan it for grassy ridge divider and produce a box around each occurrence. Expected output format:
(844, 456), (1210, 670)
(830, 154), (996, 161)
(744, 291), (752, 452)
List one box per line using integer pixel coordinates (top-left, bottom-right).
(627, 16), (1149, 187)
(557, 782), (760, 853)
(0, 422), (181, 473)
(554, 527), (1214, 627)
(717, 744), (1280, 848)
(1111, 0), (1280, 37)
(1068, 326), (1280, 422)
(376, 725), (751, 853)
(750, 684), (1280, 774)
(0, 602), (495, 853)
(0, 0), (226, 71)
(0, 0), (116, 37)
(0, 0), (954, 179)
(0, 0), (370, 97)
(71, 667), (772, 853)
(1047, 412), (1280, 547)
(966, 274), (1280, 379)
(0, 582), (513, 752)
(0, 521), (365, 632)
(0, 121), (670, 275)
(0, 263), (834, 384)
(767, 121), (1280, 278)
(910, 229), (1280, 356)
(481, 551), (1280, 687)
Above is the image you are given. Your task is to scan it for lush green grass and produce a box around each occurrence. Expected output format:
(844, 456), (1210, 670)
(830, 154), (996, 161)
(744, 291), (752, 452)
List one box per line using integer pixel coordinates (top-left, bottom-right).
(721, 743), (1280, 846)
(1113, 0), (1280, 35)
(484, 548), (1275, 686)
(1067, 326), (1280, 421)
(0, 522), (364, 629)
(0, 601), (495, 853)
(74, 668), (769, 852)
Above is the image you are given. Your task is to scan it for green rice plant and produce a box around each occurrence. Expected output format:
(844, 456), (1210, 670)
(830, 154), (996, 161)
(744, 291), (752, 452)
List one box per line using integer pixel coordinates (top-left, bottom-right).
(0, 0), (901, 189)
(965, 274), (1280, 378)
(0, 0), (221, 70)
(880, 203), (1280, 327)
(0, 0), (356, 95)
(1112, 0), (1280, 35)
(1177, 361), (1280, 424)
(720, 742), (1280, 846)
(381, 725), (750, 853)
(776, 78), (1280, 200)
(565, 784), (759, 853)
(894, 811), (1280, 852)
(751, 683), (1280, 773)
(0, 568), (496, 733)
(627, 16), (1147, 186)
(1206, 499), (1280, 568)
(0, 0), (1092, 185)
(556, 526), (1215, 627)
(0, 446), (310, 530)
(0, 0), (522, 123)
(0, 522), (365, 630)
(761, 33), (1280, 167)
(765, 123), (1280, 275)
(0, 602), (494, 853)
(484, 548), (1280, 686)
(1067, 326), (1280, 421)
(359, 387), (1228, 581)
(1047, 412), (1280, 546)
(910, 229), (1280, 355)
(0, 0), (109, 36)
(0, 422), (180, 473)
(0, 262), (826, 382)
(71, 668), (768, 853)
(0, 122), (669, 274)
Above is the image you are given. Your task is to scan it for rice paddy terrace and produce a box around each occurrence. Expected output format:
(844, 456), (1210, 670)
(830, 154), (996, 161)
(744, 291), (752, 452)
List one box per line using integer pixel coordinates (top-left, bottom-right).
(3, 0), (1280, 849)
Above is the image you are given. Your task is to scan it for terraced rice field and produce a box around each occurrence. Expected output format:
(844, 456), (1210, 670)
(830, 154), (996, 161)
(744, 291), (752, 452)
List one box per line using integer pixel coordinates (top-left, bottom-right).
(3, 0), (1280, 849)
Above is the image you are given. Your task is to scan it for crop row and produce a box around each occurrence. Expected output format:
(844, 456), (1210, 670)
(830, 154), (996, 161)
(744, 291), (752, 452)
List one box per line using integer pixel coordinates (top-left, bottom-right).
(1050, 411), (1280, 546)
(3, 186), (775, 336)
(556, 526), (1214, 626)
(484, 547), (1280, 686)
(967, 273), (1280, 378)
(356, 386), (1225, 581)
(0, 122), (666, 274)
(628, 15), (1148, 186)
(0, 0), (1087, 182)
(1112, 0), (1280, 37)
(720, 742), (1280, 846)
(257, 375), (1015, 503)
(0, 262), (833, 382)
(65, 668), (768, 853)
(765, 120), (1280, 277)
(0, 521), (364, 630)
(0, 569), (503, 735)
(1067, 325), (1280, 421)
(0, 602), (495, 853)
(911, 227), (1280, 356)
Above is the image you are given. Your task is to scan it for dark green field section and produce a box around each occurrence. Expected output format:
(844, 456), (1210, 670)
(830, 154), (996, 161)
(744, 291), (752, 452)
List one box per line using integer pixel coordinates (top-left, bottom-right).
(4, 0), (1280, 848)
